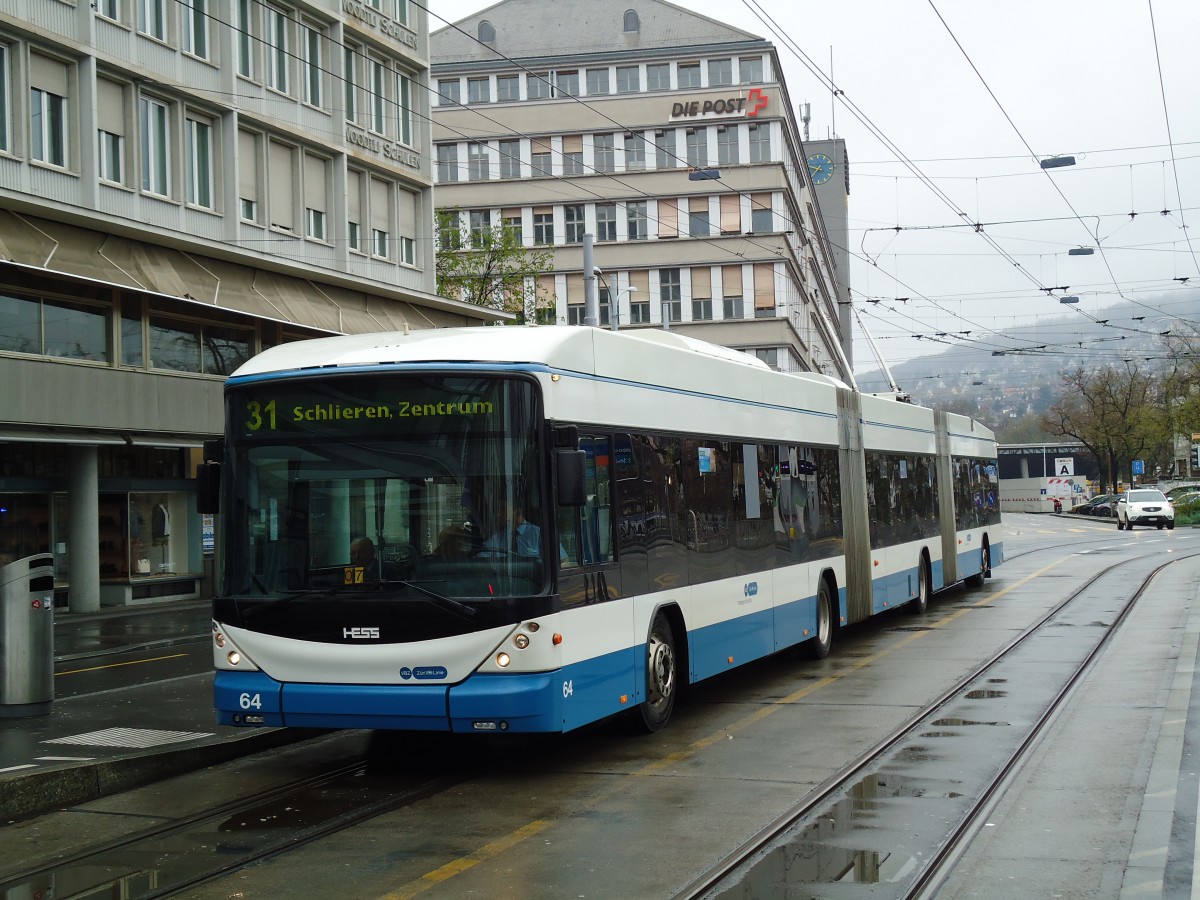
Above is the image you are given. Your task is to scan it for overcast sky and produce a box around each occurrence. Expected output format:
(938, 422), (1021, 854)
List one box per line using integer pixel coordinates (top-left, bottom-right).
(430, 0), (1200, 375)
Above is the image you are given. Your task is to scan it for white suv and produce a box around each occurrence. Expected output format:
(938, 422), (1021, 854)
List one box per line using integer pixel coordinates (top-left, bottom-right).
(1116, 489), (1175, 530)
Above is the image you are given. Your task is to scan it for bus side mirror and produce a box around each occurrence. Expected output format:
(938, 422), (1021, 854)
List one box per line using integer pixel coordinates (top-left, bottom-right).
(556, 449), (586, 506)
(197, 463), (221, 515)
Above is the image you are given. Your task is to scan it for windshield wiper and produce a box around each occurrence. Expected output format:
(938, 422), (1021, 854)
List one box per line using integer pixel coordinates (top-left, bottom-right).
(240, 588), (342, 618)
(379, 580), (479, 620)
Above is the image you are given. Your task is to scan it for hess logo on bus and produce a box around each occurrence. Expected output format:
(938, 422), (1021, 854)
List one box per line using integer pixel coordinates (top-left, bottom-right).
(343, 627), (380, 639)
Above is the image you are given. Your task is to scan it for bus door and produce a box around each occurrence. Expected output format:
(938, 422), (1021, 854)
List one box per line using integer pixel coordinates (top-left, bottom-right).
(557, 433), (621, 608)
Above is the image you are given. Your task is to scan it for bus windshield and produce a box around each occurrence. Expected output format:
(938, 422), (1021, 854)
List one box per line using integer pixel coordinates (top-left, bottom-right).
(221, 373), (548, 615)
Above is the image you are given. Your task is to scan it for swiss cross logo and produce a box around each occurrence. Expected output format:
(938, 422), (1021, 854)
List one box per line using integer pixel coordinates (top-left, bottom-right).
(746, 87), (769, 117)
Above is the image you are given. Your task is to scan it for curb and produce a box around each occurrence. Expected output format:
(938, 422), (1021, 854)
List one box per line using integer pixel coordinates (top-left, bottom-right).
(2, 727), (323, 824)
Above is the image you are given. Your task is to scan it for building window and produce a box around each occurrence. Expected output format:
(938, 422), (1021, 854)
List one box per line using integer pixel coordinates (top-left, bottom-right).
(368, 57), (386, 133)
(594, 133), (615, 173)
(438, 209), (460, 250)
(478, 20), (495, 42)
(693, 297), (712, 320)
(183, 0), (210, 58)
(754, 348), (778, 368)
(99, 129), (123, 182)
(527, 72), (551, 100)
(708, 58), (733, 86)
(437, 78), (460, 105)
(149, 317), (252, 375)
(688, 203), (709, 237)
(563, 136), (584, 175)
(0, 293), (108, 361)
(586, 68), (609, 95)
(436, 143), (458, 182)
(717, 126), (738, 165)
(237, 0), (255, 78)
(655, 130), (675, 169)
(496, 74), (519, 101)
(685, 127), (707, 167)
(238, 129), (260, 223)
(138, 0), (167, 40)
(469, 208), (489, 246)
(616, 65), (639, 93)
(399, 235), (414, 265)
(347, 220), (360, 251)
(398, 72), (414, 146)
(660, 268), (681, 323)
(630, 300), (649, 323)
(0, 46), (9, 153)
(556, 70), (579, 97)
(564, 204), (585, 243)
(501, 210), (521, 243)
(266, 6), (290, 94)
(646, 63), (670, 91)
(623, 132), (645, 170)
(531, 143), (552, 176)
(678, 62), (700, 88)
(185, 114), (213, 208)
(302, 23), (323, 107)
(30, 81), (68, 169)
(467, 142), (489, 180)
(303, 152), (328, 241)
(467, 76), (489, 104)
(373, 228), (388, 258)
(749, 123), (769, 162)
(306, 207), (326, 240)
(623, 9), (639, 32)
(267, 139), (296, 232)
(533, 208), (553, 245)
(97, 0), (119, 21)
(498, 139), (520, 178)
(752, 196), (773, 233)
(740, 56), (763, 84)
(723, 296), (744, 319)
(627, 201), (647, 240)
(343, 45), (359, 123)
(139, 96), (170, 195)
(598, 286), (611, 327)
(596, 203), (616, 241)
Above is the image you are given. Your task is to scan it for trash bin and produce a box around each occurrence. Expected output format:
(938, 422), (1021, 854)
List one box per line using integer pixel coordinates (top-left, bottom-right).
(0, 554), (55, 717)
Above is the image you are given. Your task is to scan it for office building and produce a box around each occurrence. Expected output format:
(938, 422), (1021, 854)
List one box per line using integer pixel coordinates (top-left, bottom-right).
(0, 0), (495, 609)
(431, 0), (850, 378)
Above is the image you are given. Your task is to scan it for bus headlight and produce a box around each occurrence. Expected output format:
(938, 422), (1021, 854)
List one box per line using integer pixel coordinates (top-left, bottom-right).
(496, 652), (511, 668)
(227, 651), (241, 666)
(513, 633), (530, 650)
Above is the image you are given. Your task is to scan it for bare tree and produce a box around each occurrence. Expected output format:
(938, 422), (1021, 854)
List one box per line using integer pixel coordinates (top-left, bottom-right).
(1042, 362), (1166, 491)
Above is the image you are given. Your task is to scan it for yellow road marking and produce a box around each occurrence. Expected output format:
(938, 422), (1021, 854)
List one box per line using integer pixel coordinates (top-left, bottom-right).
(381, 561), (1058, 897)
(55, 653), (188, 677)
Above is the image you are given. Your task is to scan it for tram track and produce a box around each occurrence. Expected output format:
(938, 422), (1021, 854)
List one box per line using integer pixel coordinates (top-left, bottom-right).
(0, 736), (495, 900)
(676, 548), (1200, 899)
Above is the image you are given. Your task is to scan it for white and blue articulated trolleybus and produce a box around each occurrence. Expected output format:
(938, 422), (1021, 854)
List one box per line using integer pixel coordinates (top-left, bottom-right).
(199, 326), (1002, 735)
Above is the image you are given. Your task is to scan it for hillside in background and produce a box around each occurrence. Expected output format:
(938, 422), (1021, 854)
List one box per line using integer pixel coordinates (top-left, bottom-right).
(852, 291), (1200, 442)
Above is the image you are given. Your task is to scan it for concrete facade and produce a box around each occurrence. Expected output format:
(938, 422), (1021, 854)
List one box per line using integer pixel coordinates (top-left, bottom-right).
(0, 0), (496, 608)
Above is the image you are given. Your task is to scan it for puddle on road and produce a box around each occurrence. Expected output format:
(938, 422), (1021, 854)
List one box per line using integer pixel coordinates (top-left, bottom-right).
(708, 772), (968, 896)
(965, 689), (1007, 699)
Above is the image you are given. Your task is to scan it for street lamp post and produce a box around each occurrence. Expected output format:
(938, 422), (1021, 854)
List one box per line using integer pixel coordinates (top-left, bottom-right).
(609, 286), (638, 331)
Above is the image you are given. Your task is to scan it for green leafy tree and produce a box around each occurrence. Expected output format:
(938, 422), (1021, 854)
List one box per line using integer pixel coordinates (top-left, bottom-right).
(435, 209), (556, 324)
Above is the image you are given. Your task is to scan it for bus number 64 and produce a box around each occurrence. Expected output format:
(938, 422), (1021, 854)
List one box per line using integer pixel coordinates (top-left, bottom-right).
(239, 692), (263, 710)
(562, 680), (573, 699)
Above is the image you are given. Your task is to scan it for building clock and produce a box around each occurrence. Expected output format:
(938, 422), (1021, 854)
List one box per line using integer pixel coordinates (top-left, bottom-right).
(807, 153), (834, 186)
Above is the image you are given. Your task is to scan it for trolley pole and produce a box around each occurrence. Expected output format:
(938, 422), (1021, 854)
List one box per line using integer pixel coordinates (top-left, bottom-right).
(582, 235), (599, 327)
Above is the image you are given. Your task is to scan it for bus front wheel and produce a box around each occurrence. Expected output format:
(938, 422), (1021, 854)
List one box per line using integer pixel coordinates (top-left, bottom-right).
(635, 613), (677, 733)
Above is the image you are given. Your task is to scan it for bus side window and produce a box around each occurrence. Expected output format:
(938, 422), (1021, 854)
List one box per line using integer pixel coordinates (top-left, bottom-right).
(557, 434), (615, 569)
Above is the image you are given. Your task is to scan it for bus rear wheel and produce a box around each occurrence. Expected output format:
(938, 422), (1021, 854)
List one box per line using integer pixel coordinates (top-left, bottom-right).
(806, 580), (834, 659)
(908, 556), (930, 615)
(635, 613), (677, 733)
(965, 542), (989, 588)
